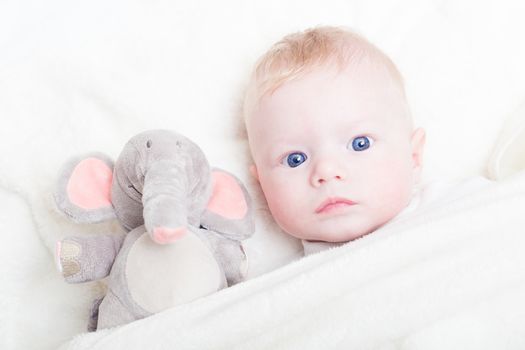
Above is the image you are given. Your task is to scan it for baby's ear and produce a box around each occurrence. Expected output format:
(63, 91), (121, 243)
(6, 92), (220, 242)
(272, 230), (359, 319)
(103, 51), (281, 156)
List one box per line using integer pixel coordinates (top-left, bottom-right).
(54, 153), (117, 224)
(200, 168), (255, 241)
(411, 128), (426, 181)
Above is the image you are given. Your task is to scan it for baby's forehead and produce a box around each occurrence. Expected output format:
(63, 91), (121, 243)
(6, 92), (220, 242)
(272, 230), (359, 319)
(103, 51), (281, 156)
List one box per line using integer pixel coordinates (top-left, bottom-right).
(323, 58), (406, 97)
(258, 72), (411, 130)
(247, 59), (412, 138)
(266, 61), (408, 111)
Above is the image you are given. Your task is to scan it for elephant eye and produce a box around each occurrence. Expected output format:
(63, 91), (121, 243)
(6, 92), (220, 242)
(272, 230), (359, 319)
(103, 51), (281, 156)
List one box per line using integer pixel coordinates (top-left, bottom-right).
(146, 140), (152, 148)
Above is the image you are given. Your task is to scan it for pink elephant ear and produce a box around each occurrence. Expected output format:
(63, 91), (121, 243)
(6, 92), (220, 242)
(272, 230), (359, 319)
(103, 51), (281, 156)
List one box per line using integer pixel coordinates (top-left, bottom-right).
(206, 170), (248, 220)
(67, 158), (113, 209)
(54, 153), (117, 224)
(200, 168), (254, 241)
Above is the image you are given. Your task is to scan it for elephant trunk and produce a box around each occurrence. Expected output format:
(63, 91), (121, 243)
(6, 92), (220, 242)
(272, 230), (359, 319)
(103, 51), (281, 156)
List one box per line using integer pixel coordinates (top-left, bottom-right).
(142, 153), (211, 244)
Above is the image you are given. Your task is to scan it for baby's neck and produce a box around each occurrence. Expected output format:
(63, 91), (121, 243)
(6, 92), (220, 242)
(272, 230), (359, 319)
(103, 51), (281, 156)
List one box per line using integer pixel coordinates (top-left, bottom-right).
(301, 240), (344, 256)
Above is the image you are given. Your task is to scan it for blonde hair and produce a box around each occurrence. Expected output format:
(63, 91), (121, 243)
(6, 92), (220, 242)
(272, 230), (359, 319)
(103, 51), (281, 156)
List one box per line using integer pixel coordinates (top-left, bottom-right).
(243, 26), (407, 122)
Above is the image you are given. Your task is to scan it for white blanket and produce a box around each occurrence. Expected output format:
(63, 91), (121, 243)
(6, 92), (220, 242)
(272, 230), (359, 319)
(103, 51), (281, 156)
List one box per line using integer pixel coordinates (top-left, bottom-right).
(59, 173), (525, 349)
(2, 1), (525, 349)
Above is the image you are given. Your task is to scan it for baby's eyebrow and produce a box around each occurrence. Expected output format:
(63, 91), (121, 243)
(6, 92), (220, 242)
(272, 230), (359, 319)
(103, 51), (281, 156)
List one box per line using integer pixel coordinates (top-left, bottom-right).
(266, 143), (292, 156)
(341, 118), (375, 128)
(264, 141), (302, 160)
(341, 119), (385, 133)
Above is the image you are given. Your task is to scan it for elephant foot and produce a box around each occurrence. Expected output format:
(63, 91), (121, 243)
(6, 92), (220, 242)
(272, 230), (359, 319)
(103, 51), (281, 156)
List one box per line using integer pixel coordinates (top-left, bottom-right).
(55, 240), (81, 279)
(152, 227), (187, 244)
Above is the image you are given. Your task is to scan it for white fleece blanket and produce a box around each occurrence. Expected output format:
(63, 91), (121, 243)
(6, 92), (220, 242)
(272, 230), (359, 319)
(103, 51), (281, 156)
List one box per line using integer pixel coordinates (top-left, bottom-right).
(2, 1), (525, 349)
(58, 173), (525, 350)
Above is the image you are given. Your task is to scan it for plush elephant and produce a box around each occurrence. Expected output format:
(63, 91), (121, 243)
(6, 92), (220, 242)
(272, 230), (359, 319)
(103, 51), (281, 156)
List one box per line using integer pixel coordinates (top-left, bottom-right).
(53, 130), (254, 331)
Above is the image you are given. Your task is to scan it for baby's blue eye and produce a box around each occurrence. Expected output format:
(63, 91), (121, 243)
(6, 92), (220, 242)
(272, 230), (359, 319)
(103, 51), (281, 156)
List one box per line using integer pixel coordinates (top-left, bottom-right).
(349, 136), (373, 151)
(285, 152), (307, 168)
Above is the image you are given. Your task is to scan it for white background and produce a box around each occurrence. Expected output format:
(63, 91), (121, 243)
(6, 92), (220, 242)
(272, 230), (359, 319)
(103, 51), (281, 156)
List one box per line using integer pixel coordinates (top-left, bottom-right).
(1, 1), (525, 349)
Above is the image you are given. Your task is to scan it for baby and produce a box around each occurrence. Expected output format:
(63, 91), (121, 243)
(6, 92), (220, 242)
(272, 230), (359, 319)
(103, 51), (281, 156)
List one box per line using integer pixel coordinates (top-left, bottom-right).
(243, 26), (426, 253)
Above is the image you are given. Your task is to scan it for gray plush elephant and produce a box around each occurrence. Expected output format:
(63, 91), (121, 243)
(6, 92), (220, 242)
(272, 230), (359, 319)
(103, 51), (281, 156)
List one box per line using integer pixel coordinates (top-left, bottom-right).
(53, 130), (254, 331)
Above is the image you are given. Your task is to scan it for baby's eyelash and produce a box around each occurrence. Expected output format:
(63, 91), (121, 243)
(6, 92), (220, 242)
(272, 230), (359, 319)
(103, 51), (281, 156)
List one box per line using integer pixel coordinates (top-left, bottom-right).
(280, 151), (308, 168)
(347, 135), (374, 152)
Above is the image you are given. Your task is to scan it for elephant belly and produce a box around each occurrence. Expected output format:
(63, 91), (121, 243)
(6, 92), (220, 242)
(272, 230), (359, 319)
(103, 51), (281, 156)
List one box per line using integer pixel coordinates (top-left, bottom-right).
(126, 232), (224, 314)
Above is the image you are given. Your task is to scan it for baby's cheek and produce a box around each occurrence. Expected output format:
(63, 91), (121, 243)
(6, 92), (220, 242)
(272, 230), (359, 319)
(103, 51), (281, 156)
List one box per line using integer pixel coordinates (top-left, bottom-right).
(368, 161), (411, 202)
(378, 168), (413, 208)
(267, 189), (297, 221)
(263, 182), (304, 233)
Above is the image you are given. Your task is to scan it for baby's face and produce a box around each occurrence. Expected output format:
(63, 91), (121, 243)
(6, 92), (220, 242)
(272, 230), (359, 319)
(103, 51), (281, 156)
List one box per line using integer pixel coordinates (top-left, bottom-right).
(247, 63), (425, 242)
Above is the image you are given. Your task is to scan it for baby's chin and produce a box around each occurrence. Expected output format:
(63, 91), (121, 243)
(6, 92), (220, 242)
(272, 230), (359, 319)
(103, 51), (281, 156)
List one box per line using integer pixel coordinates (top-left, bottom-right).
(291, 204), (409, 243)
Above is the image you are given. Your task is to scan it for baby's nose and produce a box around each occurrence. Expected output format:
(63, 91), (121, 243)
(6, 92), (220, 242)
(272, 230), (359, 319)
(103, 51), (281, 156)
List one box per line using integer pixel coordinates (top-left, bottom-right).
(310, 157), (347, 187)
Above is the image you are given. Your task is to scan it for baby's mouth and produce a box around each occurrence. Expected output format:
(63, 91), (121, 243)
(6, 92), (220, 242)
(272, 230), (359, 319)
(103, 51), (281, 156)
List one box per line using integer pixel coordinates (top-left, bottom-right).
(315, 197), (356, 214)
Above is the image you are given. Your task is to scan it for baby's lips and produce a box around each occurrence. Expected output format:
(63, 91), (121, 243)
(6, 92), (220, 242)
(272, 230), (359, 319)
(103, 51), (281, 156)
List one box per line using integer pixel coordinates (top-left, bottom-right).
(315, 197), (356, 213)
